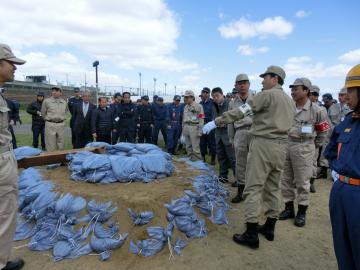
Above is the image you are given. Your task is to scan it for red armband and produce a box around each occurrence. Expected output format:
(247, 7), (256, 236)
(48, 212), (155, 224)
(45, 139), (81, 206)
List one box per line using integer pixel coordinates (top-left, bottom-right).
(314, 121), (330, 132)
(197, 113), (205, 119)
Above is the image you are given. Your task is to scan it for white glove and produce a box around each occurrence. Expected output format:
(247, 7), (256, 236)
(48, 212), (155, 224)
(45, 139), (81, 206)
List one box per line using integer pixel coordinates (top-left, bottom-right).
(180, 134), (186, 144)
(238, 103), (253, 116)
(202, 121), (216, 134)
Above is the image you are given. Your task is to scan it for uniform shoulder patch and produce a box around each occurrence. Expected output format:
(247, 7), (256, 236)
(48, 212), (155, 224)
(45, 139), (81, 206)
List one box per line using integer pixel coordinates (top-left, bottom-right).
(344, 128), (351, 133)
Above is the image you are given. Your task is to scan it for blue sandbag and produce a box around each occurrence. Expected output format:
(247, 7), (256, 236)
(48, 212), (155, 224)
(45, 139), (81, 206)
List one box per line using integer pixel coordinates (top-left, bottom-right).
(87, 200), (118, 223)
(109, 156), (143, 182)
(18, 168), (42, 190)
(112, 142), (135, 152)
(173, 237), (186, 256)
(134, 143), (162, 153)
(81, 154), (111, 171)
(90, 233), (128, 252)
(138, 154), (174, 175)
(85, 142), (112, 150)
(14, 146), (42, 160)
(127, 208), (154, 226)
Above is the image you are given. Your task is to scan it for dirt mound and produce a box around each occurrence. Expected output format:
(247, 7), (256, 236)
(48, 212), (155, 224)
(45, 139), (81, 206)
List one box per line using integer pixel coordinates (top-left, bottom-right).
(12, 160), (337, 270)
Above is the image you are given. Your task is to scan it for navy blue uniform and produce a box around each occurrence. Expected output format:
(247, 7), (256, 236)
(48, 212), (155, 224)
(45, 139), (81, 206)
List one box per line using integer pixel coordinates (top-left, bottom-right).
(200, 98), (216, 158)
(26, 100), (45, 149)
(117, 102), (137, 143)
(152, 103), (168, 145)
(68, 96), (82, 147)
(109, 102), (120, 144)
(166, 103), (183, 152)
(324, 112), (360, 270)
(137, 104), (153, 143)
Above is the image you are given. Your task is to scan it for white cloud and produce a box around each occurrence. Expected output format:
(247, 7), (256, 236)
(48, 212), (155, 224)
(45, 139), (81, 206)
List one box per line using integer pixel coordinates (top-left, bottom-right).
(295, 10), (311, 18)
(218, 12), (224, 20)
(0, 0), (197, 72)
(284, 56), (351, 78)
(218, 16), (294, 39)
(338, 48), (360, 63)
(237, 45), (269, 56)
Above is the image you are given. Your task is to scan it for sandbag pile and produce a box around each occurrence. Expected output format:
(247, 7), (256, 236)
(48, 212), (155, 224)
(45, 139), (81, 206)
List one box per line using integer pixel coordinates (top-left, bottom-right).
(14, 146), (42, 160)
(129, 224), (186, 257)
(67, 143), (175, 183)
(15, 168), (128, 262)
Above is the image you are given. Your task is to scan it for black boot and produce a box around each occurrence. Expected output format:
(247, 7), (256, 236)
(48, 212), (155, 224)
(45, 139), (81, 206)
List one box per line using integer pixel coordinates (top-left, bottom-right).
(210, 154), (216, 165)
(279, 201), (295, 220)
(310, 178), (316, 193)
(233, 222), (259, 249)
(231, 185), (245, 203)
(258, 217), (277, 241)
(316, 166), (328, 179)
(202, 155), (206, 162)
(1, 259), (25, 270)
(294, 205), (308, 227)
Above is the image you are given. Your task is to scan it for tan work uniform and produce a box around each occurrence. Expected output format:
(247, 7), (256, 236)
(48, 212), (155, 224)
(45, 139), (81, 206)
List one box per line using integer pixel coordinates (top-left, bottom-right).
(216, 84), (294, 223)
(312, 106), (328, 178)
(182, 102), (204, 161)
(0, 93), (18, 269)
(41, 96), (68, 151)
(282, 99), (329, 206)
(228, 93), (253, 186)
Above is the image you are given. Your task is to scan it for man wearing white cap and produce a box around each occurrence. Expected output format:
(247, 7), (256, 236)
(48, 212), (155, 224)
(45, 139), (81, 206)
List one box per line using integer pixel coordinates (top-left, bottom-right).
(0, 43), (25, 270)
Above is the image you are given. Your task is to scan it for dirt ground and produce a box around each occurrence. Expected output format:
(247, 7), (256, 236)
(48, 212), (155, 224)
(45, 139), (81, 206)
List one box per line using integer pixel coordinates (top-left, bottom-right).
(12, 160), (337, 270)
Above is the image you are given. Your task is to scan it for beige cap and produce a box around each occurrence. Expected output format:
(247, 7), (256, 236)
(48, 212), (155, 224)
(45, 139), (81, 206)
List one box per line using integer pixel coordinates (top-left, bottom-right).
(235, 73), (249, 82)
(183, 90), (195, 97)
(259, 65), (286, 81)
(311, 85), (320, 94)
(339, 87), (347, 95)
(289, 77), (312, 89)
(0, 43), (25, 65)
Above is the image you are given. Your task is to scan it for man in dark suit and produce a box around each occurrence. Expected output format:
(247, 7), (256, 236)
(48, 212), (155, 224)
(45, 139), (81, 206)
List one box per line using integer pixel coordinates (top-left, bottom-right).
(72, 91), (96, 148)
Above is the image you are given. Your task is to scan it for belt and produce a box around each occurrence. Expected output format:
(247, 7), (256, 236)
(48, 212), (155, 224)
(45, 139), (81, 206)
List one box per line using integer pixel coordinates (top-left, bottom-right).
(235, 126), (251, 131)
(288, 137), (314, 143)
(46, 120), (64, 123)
(184, 122), (199, 126)
(253, 136), (288, 144)
(0, 144), (12, 154)
(339, 175), (360, 186)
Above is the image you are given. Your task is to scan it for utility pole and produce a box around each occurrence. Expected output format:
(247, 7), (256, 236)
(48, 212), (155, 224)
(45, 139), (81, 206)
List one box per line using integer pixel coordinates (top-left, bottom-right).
(92, 60), (99, 106)
(153, 78), (157, 96)
(164, 82), (167, 96)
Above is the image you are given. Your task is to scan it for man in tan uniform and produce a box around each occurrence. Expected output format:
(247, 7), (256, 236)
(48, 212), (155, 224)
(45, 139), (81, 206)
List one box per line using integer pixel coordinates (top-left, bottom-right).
(204, 66), (294, 249)
(0, 43), (25, 270)
(228, 73), (253, 203)
(182, 90), (204, 161)
(279, 78), (330, 227)
(41, 87), (68, 152)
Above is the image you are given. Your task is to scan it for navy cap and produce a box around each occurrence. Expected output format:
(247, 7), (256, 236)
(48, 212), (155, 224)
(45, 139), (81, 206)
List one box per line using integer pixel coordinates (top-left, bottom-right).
(74, 87), (80, 92)
(157, 97), (164, 101)
(114, 92), (121, 98)
(322, 93), (333, 101)
(201, 87), (210, 93)
(232, 88), (238, 94)
(37, 91), (45, 96)
(141, 95), (149, 100)
(173, 95), (181, 100)
(153, 95), (159, 99)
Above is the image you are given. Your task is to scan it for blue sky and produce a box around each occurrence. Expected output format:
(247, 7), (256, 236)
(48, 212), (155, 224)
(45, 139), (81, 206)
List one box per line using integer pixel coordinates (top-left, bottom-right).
(1, 0), (359, 98)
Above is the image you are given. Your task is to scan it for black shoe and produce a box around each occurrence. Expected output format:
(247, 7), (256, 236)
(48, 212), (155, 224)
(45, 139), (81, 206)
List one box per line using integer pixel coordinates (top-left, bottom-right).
(2, 259), (25, 270)
(294, 205), (308, 227)
(233, 223), (259, 249)
(310, 178), (316, 193)
(316, 166), (328, 179)
(218, 176), (229, 183)
(202, 155), (206, 162)
(279, 201), (295, 220)
(231, 185), (245, 203)
(258, 218), (277, 241)
(210, 154), (216, 165)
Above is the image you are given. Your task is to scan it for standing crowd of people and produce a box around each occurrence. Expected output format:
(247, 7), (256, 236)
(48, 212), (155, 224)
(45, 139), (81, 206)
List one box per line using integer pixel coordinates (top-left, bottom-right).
(0, 43), (359, 270)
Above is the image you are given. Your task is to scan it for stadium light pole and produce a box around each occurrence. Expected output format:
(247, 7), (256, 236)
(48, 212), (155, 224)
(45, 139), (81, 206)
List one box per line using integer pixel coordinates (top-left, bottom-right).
(139, 72), (142, 96)
(92, 60), (99, 106)
(153, 78), (157, 96)
(164, 82), (167, 96)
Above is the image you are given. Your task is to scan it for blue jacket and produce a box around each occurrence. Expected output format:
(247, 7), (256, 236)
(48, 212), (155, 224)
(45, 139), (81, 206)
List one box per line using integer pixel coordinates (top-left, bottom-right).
(200, 98), (214, 123)
(166, 103), (183, 125)
(324, 112), (360, 179)
(152, 103), (167, 122)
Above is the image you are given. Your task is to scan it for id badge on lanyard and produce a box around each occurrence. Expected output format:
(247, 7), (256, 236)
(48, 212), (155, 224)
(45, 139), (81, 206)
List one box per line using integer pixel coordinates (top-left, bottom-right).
(301, 125), (313, 134)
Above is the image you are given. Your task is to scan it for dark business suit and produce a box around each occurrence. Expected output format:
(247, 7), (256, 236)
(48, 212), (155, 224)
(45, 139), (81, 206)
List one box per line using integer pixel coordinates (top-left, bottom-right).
(73, 101), (96, 148)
